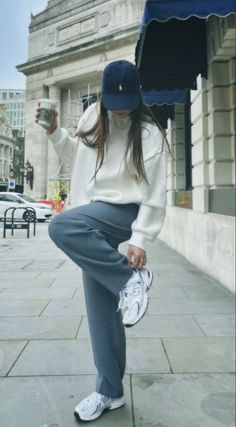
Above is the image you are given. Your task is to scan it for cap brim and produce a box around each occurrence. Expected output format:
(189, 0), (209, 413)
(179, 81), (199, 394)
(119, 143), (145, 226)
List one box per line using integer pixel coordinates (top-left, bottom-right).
(102, 93), (141, 111)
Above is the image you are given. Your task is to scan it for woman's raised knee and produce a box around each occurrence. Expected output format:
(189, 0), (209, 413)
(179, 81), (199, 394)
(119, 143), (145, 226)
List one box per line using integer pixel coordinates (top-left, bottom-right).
(48, 212), (67, 243)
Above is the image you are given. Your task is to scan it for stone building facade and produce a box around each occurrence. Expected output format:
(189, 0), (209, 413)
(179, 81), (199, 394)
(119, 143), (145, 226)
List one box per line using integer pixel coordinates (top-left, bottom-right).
(17, 0), (145, 199)
(159, 14), (235, 292)
(0, 91), (25, 138)
(0, 122), (16, 185)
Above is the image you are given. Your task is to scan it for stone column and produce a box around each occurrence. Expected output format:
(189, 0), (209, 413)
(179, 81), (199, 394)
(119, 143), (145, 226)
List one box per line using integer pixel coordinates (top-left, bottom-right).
(207, 60), (235, 189)
(191, 76), (209, 212)
(24, 83), (48, 199)
(47, 84), (61, 191)
(229, 58), (236, 186)
(166, 119), (175, 207)
(173, 105), (186, 191)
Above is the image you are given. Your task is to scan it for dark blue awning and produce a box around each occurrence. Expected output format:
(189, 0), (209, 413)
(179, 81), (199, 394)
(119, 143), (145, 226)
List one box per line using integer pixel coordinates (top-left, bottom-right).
(142, 89), (189, 129)
(142, 89), (188, 106)
(136, 0), (235, 91)
(142, 0), (235, 27)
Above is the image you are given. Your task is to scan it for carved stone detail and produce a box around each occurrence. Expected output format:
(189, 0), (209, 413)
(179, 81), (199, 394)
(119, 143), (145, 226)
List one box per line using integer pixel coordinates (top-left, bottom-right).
(49, 84), (61, 101)
(48, 31), (55, 46)
(57, 15), (97, 45)
(100, 11), (111, 28)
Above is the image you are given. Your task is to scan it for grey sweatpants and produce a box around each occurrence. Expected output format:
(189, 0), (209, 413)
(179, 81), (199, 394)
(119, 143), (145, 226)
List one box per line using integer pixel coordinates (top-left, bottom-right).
(48, 201), (139, 398)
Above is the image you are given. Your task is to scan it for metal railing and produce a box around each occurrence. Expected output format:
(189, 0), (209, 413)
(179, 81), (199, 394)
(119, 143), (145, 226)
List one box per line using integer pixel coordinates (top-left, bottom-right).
(3, 207), (36, 238)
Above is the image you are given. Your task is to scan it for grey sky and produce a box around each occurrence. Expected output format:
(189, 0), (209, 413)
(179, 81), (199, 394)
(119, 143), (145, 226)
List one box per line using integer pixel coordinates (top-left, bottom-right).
(0, 0), (48, 89)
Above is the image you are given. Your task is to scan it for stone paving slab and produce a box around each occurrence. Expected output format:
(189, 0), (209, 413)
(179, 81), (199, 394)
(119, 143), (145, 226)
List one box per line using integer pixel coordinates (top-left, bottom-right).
(125, 338), (170, 374)
(58, 262), (82, 272)
(0, 272), (41, 279)
(72, 288), (85, 299)
(0, 252), (32, 260)
(0, 375), (133, 427)
(41, 299), (87, 316)
(148, 296), (235, 314)
(148, 284), (187, 298)
(77, 314), (204, 339)
(50, 277), (84, 288)
(8, 338), (170, 377)
(125, 314), (204, 337)
(153, 273), (221, 287)
(0, 262), (30, 271)
(0, 278), (54, 288)
(0, 300), (49, 316)
(153, 264), (202, 275)
(193, 314), (235, 336)
(162, 337), (235, 372)
(132, 373), (235, 427)
(0, 340), (27, 376)
(23, 260), (66, 271)
(0, 288), (77, 300)
(8, 339), (96, 376)
(148, 255), (193, 267)
(154, 267), (210, 278)
(181, 283), (232, 298)
(0, 317), (81, 340)
(38, 271), (84, 279)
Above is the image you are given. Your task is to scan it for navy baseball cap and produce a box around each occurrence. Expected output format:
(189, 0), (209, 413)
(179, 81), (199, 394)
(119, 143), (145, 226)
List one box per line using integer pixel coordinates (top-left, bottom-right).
(101, 60), (141, 111)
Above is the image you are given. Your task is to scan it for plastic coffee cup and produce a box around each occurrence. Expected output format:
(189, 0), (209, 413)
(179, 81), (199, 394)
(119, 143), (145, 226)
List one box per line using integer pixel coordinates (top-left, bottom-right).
(38, 99), (57, 129)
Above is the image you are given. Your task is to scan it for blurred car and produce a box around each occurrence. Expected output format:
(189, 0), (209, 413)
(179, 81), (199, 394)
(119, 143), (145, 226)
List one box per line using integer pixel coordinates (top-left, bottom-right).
(0, 192), (53, 222)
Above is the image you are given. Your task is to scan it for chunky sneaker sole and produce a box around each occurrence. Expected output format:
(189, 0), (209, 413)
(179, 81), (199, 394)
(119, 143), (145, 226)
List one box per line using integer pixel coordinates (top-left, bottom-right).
(124, 291), (149, 328)
(138, 268), (153, 291)
(74, 395), (125, 422)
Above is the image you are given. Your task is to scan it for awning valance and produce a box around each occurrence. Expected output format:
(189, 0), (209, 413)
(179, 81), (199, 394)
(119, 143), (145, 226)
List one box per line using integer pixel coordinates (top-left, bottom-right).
(142, 0), (235, 26)
(136, 0), (235, 91)
(142, 89), (188, 106)
(142, 89), (189, 129)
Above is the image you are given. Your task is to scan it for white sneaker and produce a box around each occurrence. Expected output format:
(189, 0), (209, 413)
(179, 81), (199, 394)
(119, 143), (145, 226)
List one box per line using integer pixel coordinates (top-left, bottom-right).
(74, 391), (125, 422)
(118, 268), (153, 327)
(137, 267), (153, 291)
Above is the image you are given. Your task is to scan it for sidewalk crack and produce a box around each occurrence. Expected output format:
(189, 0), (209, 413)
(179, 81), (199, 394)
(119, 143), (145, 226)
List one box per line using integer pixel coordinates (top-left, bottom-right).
(39, 299), (52, 316)
(191, 314), (207, 337)
(161, 338), (173, 373)
(130, 374), (136, 427)
(75, 315), (83, 339)
(5, 340), (30, 376)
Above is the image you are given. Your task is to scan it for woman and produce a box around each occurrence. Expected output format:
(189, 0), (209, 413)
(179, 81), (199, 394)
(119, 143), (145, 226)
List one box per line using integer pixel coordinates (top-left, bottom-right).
(36, 60), (168, 423)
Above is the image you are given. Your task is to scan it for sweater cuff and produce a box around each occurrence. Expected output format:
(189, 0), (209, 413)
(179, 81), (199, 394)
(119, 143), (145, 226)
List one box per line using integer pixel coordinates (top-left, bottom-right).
(128, 232), (149, 251)
(48, 127), (63, 144)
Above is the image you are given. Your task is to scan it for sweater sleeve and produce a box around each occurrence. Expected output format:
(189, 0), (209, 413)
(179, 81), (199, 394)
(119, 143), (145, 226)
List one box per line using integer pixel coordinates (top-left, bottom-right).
(48, 127), (78, 164)
(48, 102), (99, 163)
(128, 149), (168, 251)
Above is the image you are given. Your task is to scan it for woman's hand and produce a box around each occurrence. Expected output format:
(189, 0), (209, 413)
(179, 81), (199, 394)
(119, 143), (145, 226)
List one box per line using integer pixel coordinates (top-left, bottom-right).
(127, 245), (147, 269)
(35, 102), (58, 134)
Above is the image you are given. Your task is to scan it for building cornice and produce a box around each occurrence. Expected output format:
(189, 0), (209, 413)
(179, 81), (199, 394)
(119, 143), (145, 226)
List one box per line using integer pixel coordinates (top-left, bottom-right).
(30, 0), (115, 33)
(17, 26), (138, 76)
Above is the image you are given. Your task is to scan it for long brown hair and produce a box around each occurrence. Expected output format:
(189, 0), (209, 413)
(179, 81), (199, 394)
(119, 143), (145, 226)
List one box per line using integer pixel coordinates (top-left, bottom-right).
(77, 100), (170, 183)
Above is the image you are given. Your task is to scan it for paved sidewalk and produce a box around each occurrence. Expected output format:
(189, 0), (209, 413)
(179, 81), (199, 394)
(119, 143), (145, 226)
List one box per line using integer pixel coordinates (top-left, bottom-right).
(0, 222), (235, 427)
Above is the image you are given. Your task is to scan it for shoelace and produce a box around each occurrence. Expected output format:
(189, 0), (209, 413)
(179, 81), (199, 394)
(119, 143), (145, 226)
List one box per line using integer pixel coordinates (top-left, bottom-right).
(82, 392), (106, 410)
(117, 280), (142, 311)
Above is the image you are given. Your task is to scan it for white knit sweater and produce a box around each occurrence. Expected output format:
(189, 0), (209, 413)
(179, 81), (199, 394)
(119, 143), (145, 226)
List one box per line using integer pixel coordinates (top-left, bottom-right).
(49, 103), (167, 250)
